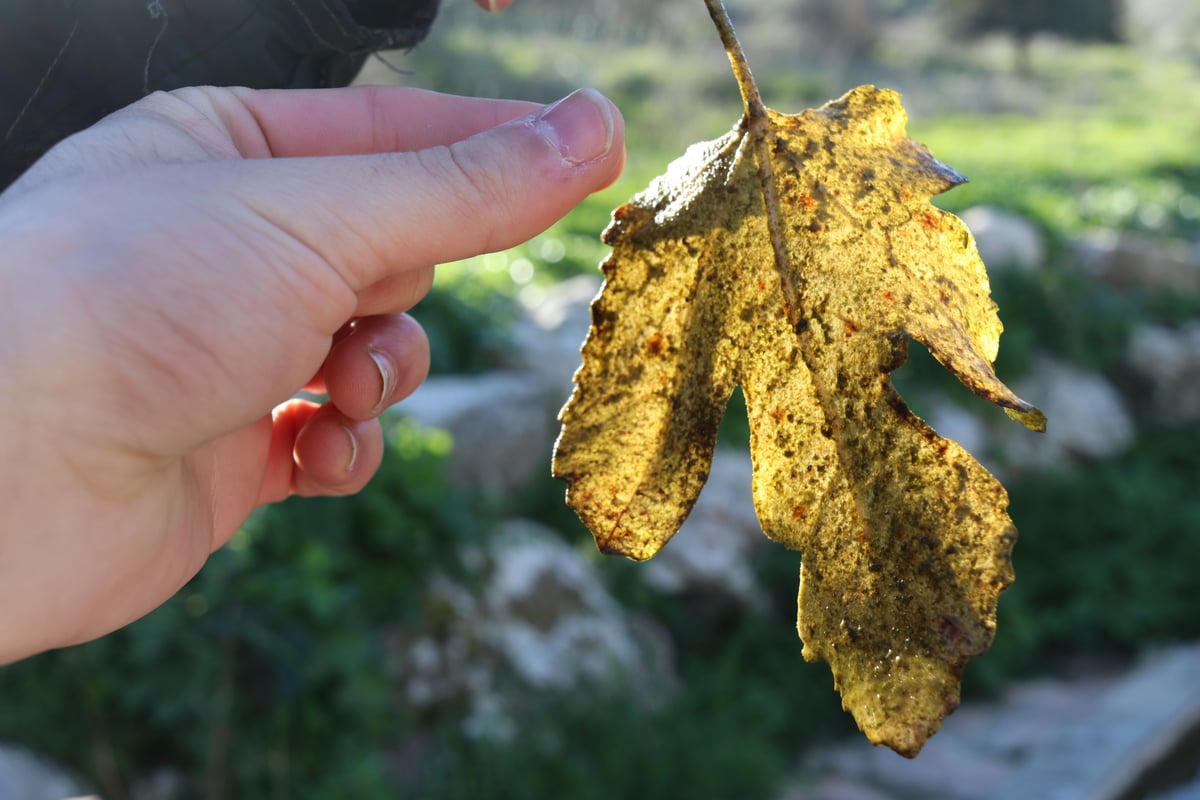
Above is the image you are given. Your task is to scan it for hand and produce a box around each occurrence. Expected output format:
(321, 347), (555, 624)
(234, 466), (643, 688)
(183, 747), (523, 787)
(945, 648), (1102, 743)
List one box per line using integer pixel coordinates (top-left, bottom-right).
(0, 84), (624, 663)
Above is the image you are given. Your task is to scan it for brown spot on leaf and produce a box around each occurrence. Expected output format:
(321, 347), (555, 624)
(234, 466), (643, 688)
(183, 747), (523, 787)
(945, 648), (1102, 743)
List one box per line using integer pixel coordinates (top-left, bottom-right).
(645, 332), (668, 356)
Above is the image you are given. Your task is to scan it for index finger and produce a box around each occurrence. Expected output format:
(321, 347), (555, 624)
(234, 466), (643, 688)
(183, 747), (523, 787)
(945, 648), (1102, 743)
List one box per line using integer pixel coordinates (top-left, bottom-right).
(221, 86), (542, 158)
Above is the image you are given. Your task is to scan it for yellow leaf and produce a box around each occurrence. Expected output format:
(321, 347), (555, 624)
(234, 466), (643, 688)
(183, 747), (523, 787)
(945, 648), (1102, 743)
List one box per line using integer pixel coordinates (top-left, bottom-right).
(553, 2), (1044, 758)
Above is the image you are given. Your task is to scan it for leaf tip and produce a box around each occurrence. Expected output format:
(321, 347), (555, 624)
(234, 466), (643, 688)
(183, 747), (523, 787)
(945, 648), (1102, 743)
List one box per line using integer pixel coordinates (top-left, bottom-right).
(1005, 404), (1048, 433)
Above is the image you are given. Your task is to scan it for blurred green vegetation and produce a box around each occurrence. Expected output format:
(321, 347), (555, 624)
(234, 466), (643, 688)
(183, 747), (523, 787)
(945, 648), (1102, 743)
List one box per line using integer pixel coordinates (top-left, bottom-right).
(4, 1), (1200, 797)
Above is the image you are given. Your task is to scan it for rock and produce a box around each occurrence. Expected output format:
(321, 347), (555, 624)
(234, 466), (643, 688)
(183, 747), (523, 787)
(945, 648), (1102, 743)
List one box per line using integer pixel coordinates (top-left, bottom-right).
(389, 519), (675, 740)
(795, 643), (1200, 800)
(922, 399), (993, 464)
(480, 520), (649, 691)
(1073, 230), (1200, 293)
(1126, 321), (1200, 425)
(396, 276), (604, 495)
(999, 356), (1133, 468)
(959, 206), (1045, 272)
(1005, 644), (1200, 800)
(0, 745), (90, 800)
(509, 274), (601, 394)
(397, 372), (559, 494)
(641, 449), (770, 612)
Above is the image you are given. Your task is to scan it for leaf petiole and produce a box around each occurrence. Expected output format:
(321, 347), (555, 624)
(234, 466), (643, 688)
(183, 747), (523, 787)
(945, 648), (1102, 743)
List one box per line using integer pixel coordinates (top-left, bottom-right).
(703, 0), (767, 119)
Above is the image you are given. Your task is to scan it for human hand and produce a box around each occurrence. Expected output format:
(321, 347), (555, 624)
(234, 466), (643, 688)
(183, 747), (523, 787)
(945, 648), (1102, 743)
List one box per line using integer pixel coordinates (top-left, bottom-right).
(0, 84), (623, 663)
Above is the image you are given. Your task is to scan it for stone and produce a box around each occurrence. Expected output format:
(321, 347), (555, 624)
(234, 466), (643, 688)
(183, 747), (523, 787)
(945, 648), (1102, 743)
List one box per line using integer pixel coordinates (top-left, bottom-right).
(1003, 644), (1200, 800)
(922, 399), (993, 465)
(388, 519), (675, 741)
(1000, 355), (1134, 468)
(959, 205), (1046, 272)
(1073, 230), (1200, 294)
(509, 274), (602, 395)
(1126, 321), (1200, 425)
(395, 275), (605, 495)
(0, 745), (89, 800)
(640, 449), (769, 612)
(481, 520), (647, 691)
(397, 371), (559, 494)
(794, 644), (1200, 800)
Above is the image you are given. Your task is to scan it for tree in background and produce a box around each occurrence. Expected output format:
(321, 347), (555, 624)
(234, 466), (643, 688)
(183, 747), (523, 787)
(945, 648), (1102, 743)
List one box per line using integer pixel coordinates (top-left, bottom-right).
(946, 0), (1124, 73)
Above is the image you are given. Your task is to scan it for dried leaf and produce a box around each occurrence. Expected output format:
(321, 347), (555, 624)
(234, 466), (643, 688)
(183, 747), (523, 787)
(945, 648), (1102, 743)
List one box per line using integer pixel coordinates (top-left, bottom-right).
(553, 4), (1044, 759)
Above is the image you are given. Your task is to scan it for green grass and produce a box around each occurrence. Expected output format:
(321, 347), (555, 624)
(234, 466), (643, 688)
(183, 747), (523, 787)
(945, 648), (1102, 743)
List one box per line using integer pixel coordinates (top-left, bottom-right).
(913, 110), (1200, 240)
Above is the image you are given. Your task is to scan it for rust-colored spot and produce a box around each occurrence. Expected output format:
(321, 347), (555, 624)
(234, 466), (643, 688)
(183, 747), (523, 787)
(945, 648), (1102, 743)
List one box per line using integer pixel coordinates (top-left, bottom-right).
(844, 319), (860, 335)
(918, 211), (941, 231)
(792, 505), (808, 520)
(798, 192), (818, 211)
(770, 405), (788, 423)
(937, 616), (965, 645)
(882, 290), (896, 302)
(645, 332), (667, 356)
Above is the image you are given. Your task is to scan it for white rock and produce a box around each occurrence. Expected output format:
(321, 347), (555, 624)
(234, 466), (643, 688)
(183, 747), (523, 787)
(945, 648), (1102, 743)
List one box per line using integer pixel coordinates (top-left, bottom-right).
(395, 276), (606, 495)
(510, 274), (601, 394)
(1074, 230), (1200, 293)
(1001, 356), (1133, 468)
(397, 372), (558, 494)
(923, 399), (993, 463)
(482, 520), (641, 690)
(522, 274), (601, 335)
(395, 520), (675, 741)
(641, 449), (770, 611)
(0, 746), (88, 800)
(960, 206), (1045, 272)
(1126, 321), (1200, 425)
(799, 644), (1200, 800)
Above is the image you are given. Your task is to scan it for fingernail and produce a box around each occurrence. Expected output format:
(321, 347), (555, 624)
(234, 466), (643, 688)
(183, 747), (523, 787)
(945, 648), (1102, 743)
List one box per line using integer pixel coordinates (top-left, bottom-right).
(486, 0), (505, 12)
(367, 343), (397, 415)
(341, 422), (360, 474)
(535, 88), (615, 167)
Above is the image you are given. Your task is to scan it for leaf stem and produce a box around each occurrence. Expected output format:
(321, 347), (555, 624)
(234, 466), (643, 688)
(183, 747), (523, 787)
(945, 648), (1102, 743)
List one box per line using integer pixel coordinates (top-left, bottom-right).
(704, 0), (767, 119)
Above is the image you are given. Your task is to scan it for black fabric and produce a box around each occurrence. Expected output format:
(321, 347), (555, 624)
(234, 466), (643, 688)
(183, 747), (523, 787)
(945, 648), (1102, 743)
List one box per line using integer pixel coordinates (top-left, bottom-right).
(0, 0), (441, 188)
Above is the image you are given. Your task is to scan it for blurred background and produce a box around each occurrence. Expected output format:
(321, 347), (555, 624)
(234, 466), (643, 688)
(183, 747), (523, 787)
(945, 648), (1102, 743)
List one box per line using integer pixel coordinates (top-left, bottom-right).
(3, 0), (1200, 798)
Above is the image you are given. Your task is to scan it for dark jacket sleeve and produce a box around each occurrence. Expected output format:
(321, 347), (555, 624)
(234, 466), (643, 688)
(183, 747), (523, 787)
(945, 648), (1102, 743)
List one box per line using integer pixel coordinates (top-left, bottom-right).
(0, 0), (441, 188)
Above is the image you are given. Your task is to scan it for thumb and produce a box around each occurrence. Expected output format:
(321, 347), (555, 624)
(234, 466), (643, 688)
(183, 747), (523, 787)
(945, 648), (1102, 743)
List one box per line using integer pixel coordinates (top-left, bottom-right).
(237, 88), (625, 293)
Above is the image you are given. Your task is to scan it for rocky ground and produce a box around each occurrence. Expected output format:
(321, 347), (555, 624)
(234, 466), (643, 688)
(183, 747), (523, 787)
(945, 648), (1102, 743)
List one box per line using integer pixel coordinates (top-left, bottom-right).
(784, 643), (1200, 800)
(6, 644), (1199, 800)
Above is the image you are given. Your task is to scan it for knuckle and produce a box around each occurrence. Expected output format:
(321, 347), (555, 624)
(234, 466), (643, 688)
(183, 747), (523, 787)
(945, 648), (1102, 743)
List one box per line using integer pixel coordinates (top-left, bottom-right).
(419, 141), (518, 232)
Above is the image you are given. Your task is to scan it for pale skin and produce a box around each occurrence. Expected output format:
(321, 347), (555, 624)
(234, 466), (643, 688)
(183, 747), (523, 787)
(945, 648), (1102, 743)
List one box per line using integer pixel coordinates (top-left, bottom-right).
(0, 3), (623, 663)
